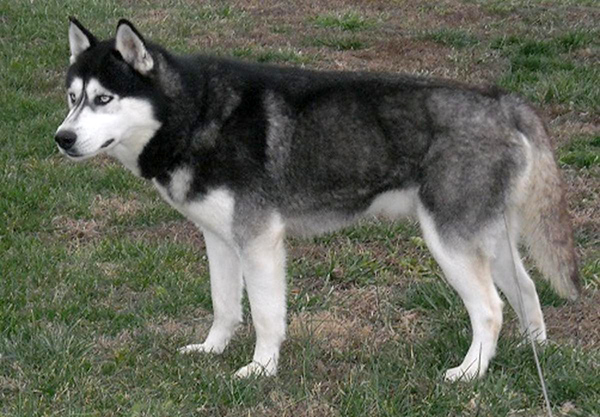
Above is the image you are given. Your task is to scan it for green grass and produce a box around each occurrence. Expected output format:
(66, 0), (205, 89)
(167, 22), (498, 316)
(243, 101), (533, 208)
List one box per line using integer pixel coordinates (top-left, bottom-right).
(231, 47), (314, 65)
(491, 30), (600, 110)
(311, 11), (374, 32)
(1, 0), (599, 416)
(559, 135), (600, 170)
(421, 29), (480, 49)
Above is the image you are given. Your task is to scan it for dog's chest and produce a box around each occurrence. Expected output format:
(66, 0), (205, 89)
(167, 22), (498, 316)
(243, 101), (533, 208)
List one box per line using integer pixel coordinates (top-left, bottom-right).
(152, 168), (235, 240)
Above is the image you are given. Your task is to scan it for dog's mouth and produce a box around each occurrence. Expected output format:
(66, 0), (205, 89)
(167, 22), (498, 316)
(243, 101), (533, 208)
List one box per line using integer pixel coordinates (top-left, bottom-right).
(66, 150), (82, 157)
(59, 146), (83, 159)
(59, 139), (115, 160)
(101, 138), (115, 149)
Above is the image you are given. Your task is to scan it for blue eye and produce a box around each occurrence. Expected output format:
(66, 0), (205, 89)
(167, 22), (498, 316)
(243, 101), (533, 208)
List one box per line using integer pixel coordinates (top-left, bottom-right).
(94, 95), (113, 105)
(69, 93), (76, 103)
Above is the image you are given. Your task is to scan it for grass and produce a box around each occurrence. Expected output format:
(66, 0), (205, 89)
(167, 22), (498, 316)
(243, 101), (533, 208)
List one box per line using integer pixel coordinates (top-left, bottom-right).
(559, 135), (600, 170)
(491, 30), (600, 110)
(307, 36), (366, 51)
(1, 0), (599, 416)
(421, 29), (480, 49)
(231, 47), (314, 65)
(306, 10), (373, 52)
(310, 11), (374, 32)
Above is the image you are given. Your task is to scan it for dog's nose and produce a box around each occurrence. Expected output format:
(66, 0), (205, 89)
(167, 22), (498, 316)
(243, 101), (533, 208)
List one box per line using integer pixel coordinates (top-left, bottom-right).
(55, 130), (77, 150)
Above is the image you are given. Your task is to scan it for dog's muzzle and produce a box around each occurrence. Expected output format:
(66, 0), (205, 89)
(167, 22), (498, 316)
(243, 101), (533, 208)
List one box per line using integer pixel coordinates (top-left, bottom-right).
(55, 129), (77, 151)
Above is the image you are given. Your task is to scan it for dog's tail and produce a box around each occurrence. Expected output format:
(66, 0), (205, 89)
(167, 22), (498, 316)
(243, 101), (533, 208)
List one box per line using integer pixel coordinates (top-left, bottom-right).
(506, 96), (580, 300)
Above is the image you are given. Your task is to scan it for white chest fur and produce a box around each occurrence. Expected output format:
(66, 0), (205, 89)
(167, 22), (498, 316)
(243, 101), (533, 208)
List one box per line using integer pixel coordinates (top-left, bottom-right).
(152, 168), (235, 241)
(365, 188), (418, 220)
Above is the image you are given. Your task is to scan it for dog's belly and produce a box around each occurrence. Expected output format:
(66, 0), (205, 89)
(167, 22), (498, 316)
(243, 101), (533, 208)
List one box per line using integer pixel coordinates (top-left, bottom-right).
(365, 188), (418, 220)
(283, 188), (418, 237)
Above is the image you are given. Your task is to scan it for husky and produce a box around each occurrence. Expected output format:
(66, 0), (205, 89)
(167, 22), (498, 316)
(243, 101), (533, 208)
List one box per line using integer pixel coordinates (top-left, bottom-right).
(55, 18), (580, 381)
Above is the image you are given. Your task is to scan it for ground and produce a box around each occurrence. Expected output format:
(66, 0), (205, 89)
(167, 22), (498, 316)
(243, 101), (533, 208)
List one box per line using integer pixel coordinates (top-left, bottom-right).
(0, 0), (598, 416)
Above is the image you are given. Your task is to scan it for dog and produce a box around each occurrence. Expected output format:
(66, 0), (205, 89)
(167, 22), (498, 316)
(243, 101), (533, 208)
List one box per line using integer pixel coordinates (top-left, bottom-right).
(55, 18), (580, 381)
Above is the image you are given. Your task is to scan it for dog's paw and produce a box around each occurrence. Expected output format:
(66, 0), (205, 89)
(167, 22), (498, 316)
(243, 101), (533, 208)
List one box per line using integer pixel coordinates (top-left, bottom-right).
(178, 342), (225, 355)
(234, 361), (276, 379)
(444, 365), (481, 382)
(521, 327), (547, 345)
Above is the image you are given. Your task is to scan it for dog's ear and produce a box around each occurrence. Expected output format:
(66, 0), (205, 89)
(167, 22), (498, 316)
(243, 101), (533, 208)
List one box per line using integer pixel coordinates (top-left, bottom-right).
(69, 17), (97, 64)
(115, 19), (154, 74)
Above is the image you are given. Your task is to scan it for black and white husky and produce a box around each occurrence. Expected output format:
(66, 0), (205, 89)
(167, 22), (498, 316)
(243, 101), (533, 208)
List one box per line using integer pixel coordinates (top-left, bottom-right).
(55, 18), (580, 380)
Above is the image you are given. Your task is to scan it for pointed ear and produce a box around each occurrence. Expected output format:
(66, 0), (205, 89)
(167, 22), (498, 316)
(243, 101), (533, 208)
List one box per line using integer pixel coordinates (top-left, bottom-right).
(69, 17), (97, 64)
(115, 19), (154, 74)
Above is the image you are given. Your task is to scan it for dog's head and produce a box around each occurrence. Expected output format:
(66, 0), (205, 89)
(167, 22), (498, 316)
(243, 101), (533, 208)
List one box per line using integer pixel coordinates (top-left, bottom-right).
(55, 18), (162, 165)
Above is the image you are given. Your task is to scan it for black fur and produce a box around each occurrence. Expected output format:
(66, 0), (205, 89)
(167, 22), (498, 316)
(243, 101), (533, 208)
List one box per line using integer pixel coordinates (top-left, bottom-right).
(65, 25), (527, 240)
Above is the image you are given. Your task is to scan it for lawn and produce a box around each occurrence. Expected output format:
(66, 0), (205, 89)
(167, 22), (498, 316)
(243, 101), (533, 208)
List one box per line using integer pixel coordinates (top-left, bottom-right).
(1, 0), (599, 416)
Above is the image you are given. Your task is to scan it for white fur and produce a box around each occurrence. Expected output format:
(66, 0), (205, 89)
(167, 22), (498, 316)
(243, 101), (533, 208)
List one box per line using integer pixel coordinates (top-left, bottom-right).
(179, 230), (244, 355)
(115, 23), (154, 74)
(178, 209), (287, 378)
(366, 188), (417, 220)
(235, 213), (287, 377)
(417, 203), (504, 381)
(154, 176), (236, 243)
(168, 168), (193, 204)
(69, 23), (91, 63)
(56, 78), (161, 174)
(66, 77), (84, 113)
(491, 217), (546, 341)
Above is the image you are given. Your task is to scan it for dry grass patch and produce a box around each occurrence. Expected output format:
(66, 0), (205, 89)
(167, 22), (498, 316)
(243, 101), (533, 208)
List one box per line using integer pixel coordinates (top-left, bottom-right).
(146, 311), (210, 339)
(288, 286), (426, 354)
(94, 329), (134, 357)
(563, 169), (600, 245)
(51, 215), (104, 243)
(544, 290), (600, 349)
(129, 220), (204, 247)
(551, 120), (599, 145)
(289, 310), (383, 354)
(240, 388), (338, 417)
(90, 195), (144, 218)
(331, 286), (428, 341)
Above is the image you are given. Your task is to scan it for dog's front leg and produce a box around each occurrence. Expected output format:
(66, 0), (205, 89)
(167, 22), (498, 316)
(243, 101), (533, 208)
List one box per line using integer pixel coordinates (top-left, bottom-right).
(235, 217), (287, 378)
(179, 229), (243, 354)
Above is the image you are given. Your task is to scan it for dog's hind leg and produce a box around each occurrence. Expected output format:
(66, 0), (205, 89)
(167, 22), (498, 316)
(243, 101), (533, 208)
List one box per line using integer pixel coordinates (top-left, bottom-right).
(491, 222), (546, 342)
(235, 215), (287, 378)
(179, 230), (243, 354)
(417, 205), (503, 381)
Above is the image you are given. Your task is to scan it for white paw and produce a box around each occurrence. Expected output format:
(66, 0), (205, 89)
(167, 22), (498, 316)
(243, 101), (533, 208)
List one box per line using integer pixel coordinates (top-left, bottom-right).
(517, 328), (547, 347)
(234, 361), (276, 378)
(528, 327), (547, 343)
(444, 364), (481, 382)
(178, 342), (225, 355)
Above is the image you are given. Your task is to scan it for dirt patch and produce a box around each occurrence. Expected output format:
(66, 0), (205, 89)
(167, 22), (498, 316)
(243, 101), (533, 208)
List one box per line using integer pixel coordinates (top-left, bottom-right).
(51, 215), (104, 243)
(289, 286), (426, 354)
(95, 262), (121, 279)
(544, 290), (600, 349)
(289, 310), (382, 353)
(239, 388), (338, 417)
(563, 169), (600, 251)
(94, 329), (134, 356)
(551, 120), (599, 147)
(88, 154), (119, 169)
(129, 221), (205, 247)
(331, 286), (428, 341)
(146, 310), (210, 339)
(0, 375), (25, 394)
(90, 195), (144, 218)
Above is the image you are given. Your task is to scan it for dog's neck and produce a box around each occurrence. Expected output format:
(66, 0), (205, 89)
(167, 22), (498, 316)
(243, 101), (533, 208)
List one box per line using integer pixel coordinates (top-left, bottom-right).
(135, 125), (186, 180)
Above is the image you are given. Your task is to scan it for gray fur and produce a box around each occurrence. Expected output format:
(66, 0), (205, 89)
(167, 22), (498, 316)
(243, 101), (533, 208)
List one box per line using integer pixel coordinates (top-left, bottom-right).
(56, 19), (580, 379)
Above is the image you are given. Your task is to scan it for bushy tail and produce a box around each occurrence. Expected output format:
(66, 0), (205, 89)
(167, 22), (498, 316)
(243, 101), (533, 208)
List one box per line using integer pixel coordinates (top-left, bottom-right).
(507, 97), (581, 300)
